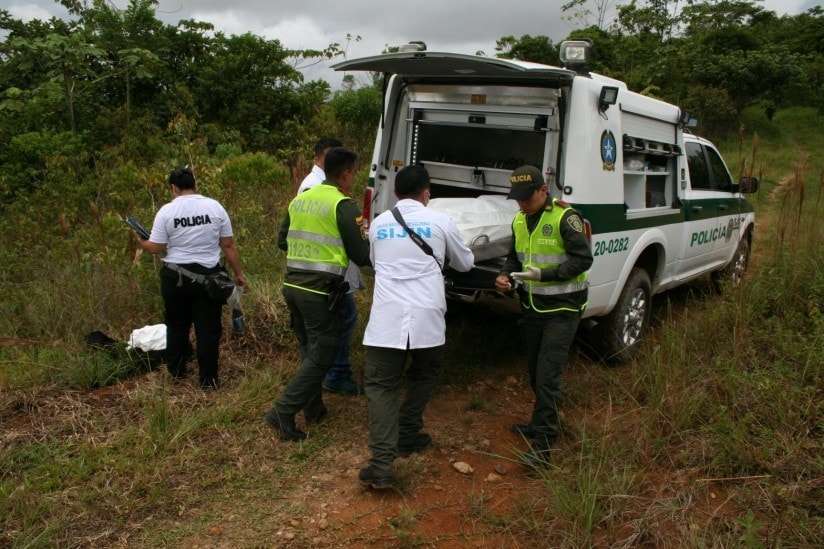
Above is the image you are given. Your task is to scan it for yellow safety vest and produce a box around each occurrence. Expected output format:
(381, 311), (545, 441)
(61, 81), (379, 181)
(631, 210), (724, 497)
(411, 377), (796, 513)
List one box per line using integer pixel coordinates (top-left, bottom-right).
(513, 199), (588, 313)
(285, 184), (348, 282)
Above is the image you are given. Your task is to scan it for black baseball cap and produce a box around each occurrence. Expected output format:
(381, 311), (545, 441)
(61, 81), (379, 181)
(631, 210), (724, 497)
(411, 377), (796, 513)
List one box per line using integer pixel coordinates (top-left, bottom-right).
(507, 165), (544, 200)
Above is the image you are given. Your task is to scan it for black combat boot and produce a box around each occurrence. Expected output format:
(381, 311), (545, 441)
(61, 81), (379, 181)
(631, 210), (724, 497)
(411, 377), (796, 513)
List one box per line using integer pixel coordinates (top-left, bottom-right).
(322, 375), (362, 396)
(521, 433), (556, 470)
(510, 423), (536, 439)
(264, 408), (307, 441)
(398, 432), (432, 456)
(303, 400), (328, 424)
(358, 465), (395, 490)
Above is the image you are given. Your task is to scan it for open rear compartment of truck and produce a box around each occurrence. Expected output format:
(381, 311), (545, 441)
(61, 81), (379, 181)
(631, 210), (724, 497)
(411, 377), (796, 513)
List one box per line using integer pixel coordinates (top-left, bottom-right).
(332, 53), (575, 297)
(408, 84), (562, 295)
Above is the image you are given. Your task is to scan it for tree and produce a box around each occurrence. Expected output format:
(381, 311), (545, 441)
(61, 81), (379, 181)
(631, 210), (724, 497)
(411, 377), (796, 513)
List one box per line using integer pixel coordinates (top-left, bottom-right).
(615, 0), (686, 41)
(689, 44), (805, 114)
(117, 47), (160, 126)
(681, 0), (766, 35)
(9, 32), (104, 133)
(330, 85), (382, 155)
(193, 32), (320, 152)
(495, 35), (559, 65)
(562, 0), (616, 30)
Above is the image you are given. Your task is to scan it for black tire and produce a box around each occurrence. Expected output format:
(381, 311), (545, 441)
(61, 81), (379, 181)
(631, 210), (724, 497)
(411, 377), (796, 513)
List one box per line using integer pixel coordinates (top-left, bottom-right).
(712, 237), (750, 291)
(594, 268), (652, 363)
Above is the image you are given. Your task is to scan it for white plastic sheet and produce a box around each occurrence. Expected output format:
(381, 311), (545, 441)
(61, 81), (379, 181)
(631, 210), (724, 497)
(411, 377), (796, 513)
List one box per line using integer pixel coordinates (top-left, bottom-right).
(127, 324), (167, 352)
(428, 195), (519, 262)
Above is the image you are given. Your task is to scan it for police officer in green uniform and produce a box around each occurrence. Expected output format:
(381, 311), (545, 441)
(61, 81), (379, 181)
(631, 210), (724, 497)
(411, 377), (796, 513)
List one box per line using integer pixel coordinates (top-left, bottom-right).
(495, 165), (593, 464)
(264, 147), (370, 441)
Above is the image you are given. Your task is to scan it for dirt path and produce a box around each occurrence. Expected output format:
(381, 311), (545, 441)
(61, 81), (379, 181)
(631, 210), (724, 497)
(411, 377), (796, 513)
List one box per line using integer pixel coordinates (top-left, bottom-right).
(169, 370), (544, 548)
(296, 379), (539, 548)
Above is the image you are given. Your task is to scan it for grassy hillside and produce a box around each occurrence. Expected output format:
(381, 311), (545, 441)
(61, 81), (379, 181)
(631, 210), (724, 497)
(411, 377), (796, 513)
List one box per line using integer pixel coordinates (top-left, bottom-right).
(1, 108), (822, 547)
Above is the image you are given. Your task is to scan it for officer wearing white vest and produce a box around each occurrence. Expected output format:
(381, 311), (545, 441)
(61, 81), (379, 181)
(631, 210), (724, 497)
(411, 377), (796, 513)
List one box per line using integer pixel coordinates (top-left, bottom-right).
(139, 167), (246, 389)
(358, 164), (474, 490)
(495, 165), (593, 466)
(265, 147), (370, 441)
(297, 138), (363, 396)
(297, 138), (341, 193)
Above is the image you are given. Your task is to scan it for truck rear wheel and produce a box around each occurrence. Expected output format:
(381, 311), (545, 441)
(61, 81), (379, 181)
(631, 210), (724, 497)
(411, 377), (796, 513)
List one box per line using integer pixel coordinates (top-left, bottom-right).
(712, 237), (750, 290)
(595, 268), (652, 363)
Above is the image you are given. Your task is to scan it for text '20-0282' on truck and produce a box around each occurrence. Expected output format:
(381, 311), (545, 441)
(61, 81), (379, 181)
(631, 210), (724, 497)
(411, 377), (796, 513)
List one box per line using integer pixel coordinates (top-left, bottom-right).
(333, 40), (758, 361)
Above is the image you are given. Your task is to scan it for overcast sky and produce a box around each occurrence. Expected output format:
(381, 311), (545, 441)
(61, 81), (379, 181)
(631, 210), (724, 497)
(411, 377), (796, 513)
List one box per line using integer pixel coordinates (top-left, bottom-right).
(3, 0), (821, 86)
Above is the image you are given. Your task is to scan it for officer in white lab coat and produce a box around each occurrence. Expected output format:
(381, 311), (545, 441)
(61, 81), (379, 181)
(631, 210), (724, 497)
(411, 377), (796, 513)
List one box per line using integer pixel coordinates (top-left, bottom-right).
(358, 164), (474, 490)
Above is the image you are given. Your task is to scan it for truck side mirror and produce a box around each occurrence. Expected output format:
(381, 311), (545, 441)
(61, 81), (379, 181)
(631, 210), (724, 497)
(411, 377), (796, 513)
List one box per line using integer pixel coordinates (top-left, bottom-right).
(738, 176), (759, 194)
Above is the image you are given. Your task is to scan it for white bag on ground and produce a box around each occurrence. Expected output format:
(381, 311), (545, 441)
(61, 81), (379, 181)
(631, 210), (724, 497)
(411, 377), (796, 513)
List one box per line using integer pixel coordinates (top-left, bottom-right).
(127, 324), (167, 352)
(428, 195), (519, 262)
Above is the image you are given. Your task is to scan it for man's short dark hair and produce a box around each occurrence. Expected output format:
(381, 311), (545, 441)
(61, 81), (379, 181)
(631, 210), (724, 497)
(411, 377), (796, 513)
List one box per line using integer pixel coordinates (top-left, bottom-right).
(169, 167), (195, 190)
(314, 138), (343, 157)
(323, 147), (358, 180)
(395, 164), (430, 198)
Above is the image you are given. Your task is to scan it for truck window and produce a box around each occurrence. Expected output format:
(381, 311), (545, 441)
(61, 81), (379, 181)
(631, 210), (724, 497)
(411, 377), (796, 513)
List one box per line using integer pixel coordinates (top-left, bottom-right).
(686, 142), (711, 190)
(706, 147), (733, 191)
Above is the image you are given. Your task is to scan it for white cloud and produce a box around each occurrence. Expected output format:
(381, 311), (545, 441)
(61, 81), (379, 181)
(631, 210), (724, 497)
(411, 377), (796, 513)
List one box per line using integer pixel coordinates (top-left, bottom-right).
(258, 16), (335, 51)
(188, 9), (249, 36)
(190, 9), (370, 87)
(762, 0), (811, 14)
(6, 3), (53, 21)
(191, 10), (335, 50)
(185, 6), (515, 88)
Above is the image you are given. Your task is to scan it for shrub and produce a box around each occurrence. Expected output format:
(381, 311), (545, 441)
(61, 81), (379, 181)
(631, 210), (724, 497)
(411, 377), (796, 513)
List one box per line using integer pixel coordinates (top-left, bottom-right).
(684, 85), (739, 136)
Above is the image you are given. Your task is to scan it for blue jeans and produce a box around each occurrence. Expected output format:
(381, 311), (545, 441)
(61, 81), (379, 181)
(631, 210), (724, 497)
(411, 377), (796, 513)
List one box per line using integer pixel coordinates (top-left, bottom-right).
(324, 292), (358, 383)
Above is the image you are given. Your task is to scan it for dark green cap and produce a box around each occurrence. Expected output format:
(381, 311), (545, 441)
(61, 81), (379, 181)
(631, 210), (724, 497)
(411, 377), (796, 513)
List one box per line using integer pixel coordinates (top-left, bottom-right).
(507, 165), (544, 200)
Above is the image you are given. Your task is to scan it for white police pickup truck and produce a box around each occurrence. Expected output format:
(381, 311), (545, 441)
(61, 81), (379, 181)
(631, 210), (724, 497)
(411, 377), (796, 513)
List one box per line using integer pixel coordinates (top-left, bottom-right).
(333, 41), (758, 360)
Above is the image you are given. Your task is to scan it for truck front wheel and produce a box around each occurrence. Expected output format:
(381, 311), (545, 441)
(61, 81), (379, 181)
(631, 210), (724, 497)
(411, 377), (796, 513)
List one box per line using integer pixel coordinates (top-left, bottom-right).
(595, 268), (652, 363)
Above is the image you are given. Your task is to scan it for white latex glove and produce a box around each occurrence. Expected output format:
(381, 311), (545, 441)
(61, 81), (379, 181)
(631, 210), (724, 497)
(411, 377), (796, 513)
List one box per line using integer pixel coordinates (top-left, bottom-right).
(510, 266), (541, 281)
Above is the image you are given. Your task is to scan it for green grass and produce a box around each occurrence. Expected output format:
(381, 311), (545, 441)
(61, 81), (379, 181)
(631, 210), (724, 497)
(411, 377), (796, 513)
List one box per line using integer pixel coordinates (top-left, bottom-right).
(465, 392), (491, 412)
(508, 429), (641, 547)
(0, 359), (343, 547)
(716, 106), (824, 195)
(0, 345), (158, 390)
(388, 506), (425, 548)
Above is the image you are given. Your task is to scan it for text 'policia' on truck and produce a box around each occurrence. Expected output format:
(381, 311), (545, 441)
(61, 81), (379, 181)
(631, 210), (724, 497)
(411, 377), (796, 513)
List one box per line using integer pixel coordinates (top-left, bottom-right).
(334, 39), (757, 361)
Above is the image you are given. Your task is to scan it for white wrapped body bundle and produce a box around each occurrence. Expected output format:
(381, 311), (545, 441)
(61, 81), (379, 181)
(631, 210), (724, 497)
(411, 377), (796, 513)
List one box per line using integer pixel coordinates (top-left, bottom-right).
(427, 195), (519, 262)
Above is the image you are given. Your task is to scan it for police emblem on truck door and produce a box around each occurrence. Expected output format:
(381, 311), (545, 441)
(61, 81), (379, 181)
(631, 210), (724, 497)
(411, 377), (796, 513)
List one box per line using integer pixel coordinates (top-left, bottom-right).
(601, 130), (616, 171)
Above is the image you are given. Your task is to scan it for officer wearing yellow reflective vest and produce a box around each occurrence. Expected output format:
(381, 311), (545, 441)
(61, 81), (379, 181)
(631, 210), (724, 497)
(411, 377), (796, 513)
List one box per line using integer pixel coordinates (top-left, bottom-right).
(495, 165), (593, 464)
(265, 147), (370, 441)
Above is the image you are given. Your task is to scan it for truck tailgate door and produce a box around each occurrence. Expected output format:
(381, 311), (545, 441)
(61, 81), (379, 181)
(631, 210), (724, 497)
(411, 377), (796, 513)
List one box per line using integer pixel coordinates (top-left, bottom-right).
(332, 52), (574, 84)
